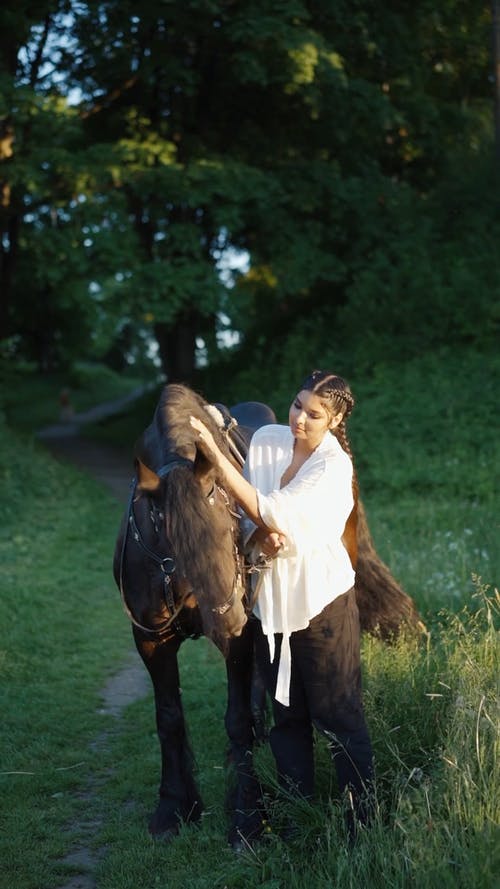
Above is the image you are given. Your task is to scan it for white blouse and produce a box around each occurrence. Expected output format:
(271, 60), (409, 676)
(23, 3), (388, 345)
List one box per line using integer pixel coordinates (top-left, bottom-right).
(241, 424), (355, 706)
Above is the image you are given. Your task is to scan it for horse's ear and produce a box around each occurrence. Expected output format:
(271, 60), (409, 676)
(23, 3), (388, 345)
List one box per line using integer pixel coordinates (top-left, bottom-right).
(193, 448), (214, 475)
(193, 449), (217, 489)
(136, 458), (161, 491)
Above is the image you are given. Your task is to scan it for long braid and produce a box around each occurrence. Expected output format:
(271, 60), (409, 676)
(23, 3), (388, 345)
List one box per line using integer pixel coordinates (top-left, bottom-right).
(333, 416), (359, 505)
(300, 370), (359, 564)
(298, 370), (424, 634)
(300, 369), (356, 481)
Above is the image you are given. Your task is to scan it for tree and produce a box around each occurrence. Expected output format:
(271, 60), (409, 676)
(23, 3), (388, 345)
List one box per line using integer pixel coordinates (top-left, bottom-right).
(494, 0), (500, 159)
(1, 2), (496, 383)
(0, 4), (113, 368)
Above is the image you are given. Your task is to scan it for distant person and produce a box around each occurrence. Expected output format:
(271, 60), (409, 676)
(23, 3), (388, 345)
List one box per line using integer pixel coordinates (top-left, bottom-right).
(190, 370), (374, 840)
(59, 388), (74, 422)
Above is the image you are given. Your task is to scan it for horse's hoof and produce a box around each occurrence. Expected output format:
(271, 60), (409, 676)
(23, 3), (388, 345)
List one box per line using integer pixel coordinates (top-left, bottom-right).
(148, 797), (203, 838)
(148, 811), (180, 840)
(229, 831), (261, 854)
(149, 825), (178, 842)
(230, 836), (247, 854)
(228, 816), (270, 853)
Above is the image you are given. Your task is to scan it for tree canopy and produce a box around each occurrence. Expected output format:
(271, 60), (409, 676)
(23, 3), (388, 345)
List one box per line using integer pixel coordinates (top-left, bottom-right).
(0, 1), (497, 390)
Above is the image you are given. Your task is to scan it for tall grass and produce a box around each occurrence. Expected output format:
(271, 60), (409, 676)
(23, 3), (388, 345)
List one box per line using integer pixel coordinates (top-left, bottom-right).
(86, 583), (498, 889)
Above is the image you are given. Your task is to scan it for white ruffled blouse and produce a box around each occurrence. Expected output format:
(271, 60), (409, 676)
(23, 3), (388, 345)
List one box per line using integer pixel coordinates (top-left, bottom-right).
(241, 424), (355, 706)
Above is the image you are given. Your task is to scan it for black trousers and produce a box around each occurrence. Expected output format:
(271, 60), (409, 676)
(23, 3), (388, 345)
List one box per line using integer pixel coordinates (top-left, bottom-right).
(254, 587), (374, 823)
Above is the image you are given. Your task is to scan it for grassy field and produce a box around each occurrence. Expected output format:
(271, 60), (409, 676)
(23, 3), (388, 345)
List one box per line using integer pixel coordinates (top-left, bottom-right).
(0, 348), (498, 888)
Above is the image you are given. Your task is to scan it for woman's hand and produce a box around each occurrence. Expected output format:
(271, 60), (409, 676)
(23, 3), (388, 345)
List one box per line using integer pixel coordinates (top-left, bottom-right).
(250, 527), (287, 558)
(189, 415), (222, 463)
(190, 416), (266, 529)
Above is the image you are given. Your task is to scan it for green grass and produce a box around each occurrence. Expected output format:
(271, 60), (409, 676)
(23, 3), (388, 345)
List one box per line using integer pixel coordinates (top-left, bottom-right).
(350, 346), (499, 615)
(0, 346), (498, 888)
(0, 416), (132, 889)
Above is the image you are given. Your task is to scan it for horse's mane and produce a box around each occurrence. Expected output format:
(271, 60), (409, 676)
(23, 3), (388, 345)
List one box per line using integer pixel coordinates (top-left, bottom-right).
(134, 384), (239, 643)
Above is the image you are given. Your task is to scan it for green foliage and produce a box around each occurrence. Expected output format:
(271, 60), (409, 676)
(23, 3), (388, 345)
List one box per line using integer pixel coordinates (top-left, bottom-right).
(211, 147), (499, 399)
(1, 1), (496, 381)
(349, 347), (499, 501)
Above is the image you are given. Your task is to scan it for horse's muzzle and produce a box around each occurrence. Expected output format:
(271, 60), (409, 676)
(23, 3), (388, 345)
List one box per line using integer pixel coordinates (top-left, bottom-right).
(225, 607), (248, 639)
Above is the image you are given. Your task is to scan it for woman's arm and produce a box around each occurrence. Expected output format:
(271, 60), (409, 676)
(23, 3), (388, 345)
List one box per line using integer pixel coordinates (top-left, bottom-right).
(190, 415), (281, 536)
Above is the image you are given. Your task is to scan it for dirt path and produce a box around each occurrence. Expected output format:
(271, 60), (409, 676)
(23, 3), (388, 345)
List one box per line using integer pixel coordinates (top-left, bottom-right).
(41, 434), (135, 503)
(37, 402), (152, 888)
(37, 381), (160, 500)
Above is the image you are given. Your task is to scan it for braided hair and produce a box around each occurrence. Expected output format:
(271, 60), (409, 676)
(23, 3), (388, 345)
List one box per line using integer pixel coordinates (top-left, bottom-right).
(300, 369), (353, 443)
(299, 369), (358, 502)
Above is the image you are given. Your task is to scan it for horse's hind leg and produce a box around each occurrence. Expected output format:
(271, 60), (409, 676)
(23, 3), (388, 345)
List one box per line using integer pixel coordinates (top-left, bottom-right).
(133, 630), (203, 837)
(225, 619), (266, 850)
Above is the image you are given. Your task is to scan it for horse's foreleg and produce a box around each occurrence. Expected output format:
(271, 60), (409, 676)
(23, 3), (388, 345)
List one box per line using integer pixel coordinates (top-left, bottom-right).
(225, 619), (266, 849)
(133, 630), (203, 837)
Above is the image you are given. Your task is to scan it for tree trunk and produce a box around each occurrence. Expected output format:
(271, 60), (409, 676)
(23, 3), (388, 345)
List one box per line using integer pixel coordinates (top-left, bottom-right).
(0, 207), (19, 342)
(493, 1), (500, 163)
(154, 313), (200, 383)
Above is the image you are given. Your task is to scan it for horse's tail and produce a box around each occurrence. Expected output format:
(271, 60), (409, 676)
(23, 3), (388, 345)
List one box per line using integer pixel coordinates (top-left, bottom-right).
(354, 500), (426, 638)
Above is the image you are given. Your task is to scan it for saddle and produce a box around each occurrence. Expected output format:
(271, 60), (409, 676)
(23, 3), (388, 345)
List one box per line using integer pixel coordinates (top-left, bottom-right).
(208, 401), (277, 466)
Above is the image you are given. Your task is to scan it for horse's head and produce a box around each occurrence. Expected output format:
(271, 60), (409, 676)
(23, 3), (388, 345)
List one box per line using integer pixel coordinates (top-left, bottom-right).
(134, 384), (247, 645)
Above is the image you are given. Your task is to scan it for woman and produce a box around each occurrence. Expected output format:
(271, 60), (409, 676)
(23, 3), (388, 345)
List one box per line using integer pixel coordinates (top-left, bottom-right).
(190, 370), (374, 836)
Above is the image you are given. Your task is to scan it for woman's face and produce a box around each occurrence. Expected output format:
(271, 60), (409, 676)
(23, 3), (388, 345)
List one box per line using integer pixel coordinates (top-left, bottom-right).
(289, 389), (342, 450)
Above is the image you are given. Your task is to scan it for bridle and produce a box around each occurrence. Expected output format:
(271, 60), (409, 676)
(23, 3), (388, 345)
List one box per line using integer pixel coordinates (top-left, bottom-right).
(118, 456), (244, 639)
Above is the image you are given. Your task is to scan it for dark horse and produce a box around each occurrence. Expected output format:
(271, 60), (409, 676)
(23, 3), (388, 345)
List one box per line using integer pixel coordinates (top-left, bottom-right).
(113, 383), (422, 849)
